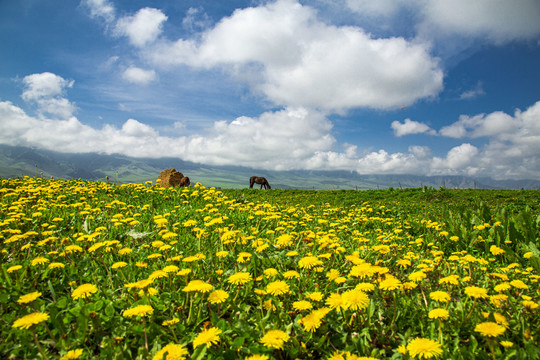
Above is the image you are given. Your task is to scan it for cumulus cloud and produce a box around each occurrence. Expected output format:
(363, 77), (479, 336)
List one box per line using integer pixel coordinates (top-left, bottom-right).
(115, 7), (167, 47)
(182, 7), (211, 32)
(421, 0), (540, 43)
(345, 0), (540, 44)
(345, 0), (405, 17)
(146, 0), (443, 111)
(21, 72), (76, 119)
(82, 0), (115, 23)
(3, 93), (540, 179)
(439, 111), (519, 139)
(391, 118), (436, 137)
(0, 97), (335, 168)
(122, 67), (157, 85)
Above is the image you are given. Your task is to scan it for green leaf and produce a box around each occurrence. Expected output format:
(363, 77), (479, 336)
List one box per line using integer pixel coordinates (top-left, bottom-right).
(55, 296), (68, 309)
(191, 345), (207, 360)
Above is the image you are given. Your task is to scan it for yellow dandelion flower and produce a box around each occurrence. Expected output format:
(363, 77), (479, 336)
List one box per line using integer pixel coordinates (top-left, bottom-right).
(228, 272), (252, 285)
(264, 268), (279, 278)
(298, 256), (323, 269)
(48, 262), (65, 269)
(342, 289), (369, 311)
(522, 300), (539, 309)
(266, 280), (290, 296)
(31, 256), (49, 266)
(17, 291), (42, 304)
(325, 292), (344, 311)
(301, 310), (324, 332)
(305, 292), (324, 301)
(245, 355), (269, 360)
(474, 321), (506, 337)
(326, 269), (340, 281)
(396, 259), (411, 268)
(193, 326), (222, 348)
(500, 341), (514, 348)
(259, 329), (290, 349)
(293, 300), (313, 311)
(118, 248), (132, 255)
(12, 312), (50, 330)
(408, 271), (427, 282)
(349, 263), (376, 279)
(439, 275), (460, 285)
(509, 280), (528, 290)
(494, 283), (511, 292)
(123, 304), (154, 318)
(429, 291), (451, 302)
(208, 290), (229, 304)
(60, 349), (83, 360)
(428, 308), (449, 320)
(379, 276), (402, 291)
(149, 270), (168, 280)
(152, 344), (188, 360)
(162, 318), (180, 326)
(283, 270), (300, 279)
(355, 282), (376, 292)
(72, 283), (98, 300)
(7, 265), (23, 273)
(183, 280), (213, 293)
(406, 338), (443, 359)
(162, 265), (179, 273)
(490, 245), (505, 255)
(177, 269), (191, 276)
(112, 262), (128, 269)
(275, 234), (293, 248)
(397, 345), (408, 354)
(464, 286), (489, 299)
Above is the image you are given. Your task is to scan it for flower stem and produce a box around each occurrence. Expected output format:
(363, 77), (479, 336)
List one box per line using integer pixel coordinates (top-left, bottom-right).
(33, 330), (48, 360)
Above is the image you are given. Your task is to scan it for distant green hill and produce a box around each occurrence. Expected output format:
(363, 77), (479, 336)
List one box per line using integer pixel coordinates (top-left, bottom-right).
(0, 144), (538, 189)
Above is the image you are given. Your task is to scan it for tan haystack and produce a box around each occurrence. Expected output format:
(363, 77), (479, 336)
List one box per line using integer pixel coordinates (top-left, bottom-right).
(157, 168), (186, 188)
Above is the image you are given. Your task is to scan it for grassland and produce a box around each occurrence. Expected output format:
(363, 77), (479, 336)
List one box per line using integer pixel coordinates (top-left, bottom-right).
(1, 177), (539, 359)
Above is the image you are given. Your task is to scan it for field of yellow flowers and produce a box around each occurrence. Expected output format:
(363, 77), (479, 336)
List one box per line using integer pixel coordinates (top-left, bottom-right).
(1, 177), (539, 359)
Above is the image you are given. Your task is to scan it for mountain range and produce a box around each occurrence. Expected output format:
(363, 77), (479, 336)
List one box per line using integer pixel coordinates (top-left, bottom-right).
(0, 144), (538, 190)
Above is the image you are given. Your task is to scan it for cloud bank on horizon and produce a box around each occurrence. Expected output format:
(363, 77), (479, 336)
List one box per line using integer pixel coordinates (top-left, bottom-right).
(1, 0), (539, 179)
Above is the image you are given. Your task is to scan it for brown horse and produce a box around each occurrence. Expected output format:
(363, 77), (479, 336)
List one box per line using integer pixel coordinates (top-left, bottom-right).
(179, 176), (190, 187)
(250, 176), (271, 189)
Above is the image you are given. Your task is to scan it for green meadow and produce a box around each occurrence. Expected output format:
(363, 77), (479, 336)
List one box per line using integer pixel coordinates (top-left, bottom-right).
(1, 177), (539, 359)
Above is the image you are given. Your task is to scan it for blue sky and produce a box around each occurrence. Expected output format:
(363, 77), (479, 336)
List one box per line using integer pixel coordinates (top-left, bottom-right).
(1, 0), (539, 179)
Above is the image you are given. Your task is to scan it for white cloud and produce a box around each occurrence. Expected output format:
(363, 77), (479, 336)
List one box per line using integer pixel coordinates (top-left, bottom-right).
(439, 111), (519, 139)
(82, 0), (115, 23)
(115, 7), (167, 47)
(431, 143), (479, 175)
(182, 7), (211, 32)
(147, 0), (443, 111)
(3, 95), (540, 179)
(345, 0), (404, 17)
(459, 82), (485, 100)
(421, 0), (540, 43)
(122, 67), (157, 85)
(344, 0), (540, 44)
(21, 72), (76, 119)
(391, 118), (435, 137)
